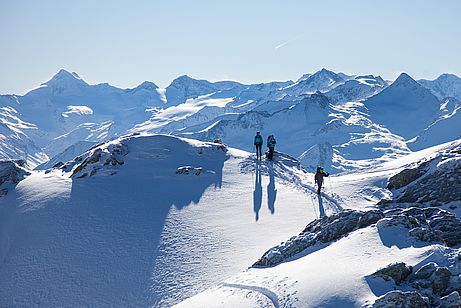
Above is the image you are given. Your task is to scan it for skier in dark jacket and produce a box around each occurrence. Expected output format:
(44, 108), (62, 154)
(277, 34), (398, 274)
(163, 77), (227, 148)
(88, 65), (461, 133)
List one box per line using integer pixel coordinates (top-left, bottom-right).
(314, 166), (329, 194)
(254, 132), (263, 160)
(267, 135), (276, 160)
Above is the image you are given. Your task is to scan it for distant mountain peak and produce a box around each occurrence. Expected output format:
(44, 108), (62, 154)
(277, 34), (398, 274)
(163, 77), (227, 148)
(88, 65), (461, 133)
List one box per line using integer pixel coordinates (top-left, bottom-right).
(42, 69), (87, 87)
(135, 81), (159, 90)
(392, 72), (420, 87)
(308, 68), (344, 82)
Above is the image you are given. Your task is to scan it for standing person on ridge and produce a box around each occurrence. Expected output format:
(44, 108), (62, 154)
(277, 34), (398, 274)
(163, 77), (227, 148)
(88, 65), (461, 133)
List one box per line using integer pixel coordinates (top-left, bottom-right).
(267, 134), (276, 160)
(314, 166), (329, 194)
(254, 132), (263, 160)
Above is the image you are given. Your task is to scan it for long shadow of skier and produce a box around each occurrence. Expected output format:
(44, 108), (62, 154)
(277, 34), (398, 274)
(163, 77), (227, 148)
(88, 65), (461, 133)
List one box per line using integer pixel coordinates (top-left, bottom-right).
(267, 165), (277, 214)
(317, 194), (326, 218)
(253, 162), (262, 221)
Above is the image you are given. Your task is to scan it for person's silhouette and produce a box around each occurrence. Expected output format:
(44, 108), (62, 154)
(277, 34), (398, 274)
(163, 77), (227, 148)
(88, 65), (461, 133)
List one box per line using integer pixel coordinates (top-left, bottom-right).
(267, 166), (277, 214)
(253, 163), (262, 221)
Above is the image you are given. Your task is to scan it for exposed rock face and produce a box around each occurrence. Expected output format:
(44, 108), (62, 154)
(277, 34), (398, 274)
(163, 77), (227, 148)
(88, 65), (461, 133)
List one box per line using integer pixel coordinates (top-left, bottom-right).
(387, 161), (431, 190)
(253, 209), (384, 267)
(381, 143), (461, 206)
(0, 160), (30, 196)
(440, 291), (461, 308)
(176, 166), (202, 176)
(370, 260), (461, 307)
(373, 263), (413, 285)
(372, 290), (429, 308)
(58, 141), (128, 178)
(254, 205), (461, 269)
(382, 207), (461, 247)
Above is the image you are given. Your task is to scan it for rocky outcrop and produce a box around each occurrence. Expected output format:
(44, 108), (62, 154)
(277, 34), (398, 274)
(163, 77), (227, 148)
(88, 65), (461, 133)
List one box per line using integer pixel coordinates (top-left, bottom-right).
(57, 141), (128, 178)
(0, 160), (30, 196)
(387, 161), (431, 190)
(370, 260), (461, 307)
(373, 263), (413, 285)
(382, 207), (461, 247)
(176, 166), (203, 176)
(381, 144), (461, 206)
(372, 290), (429, 308)
(440, 291), (461, 308)
(253, 209), (384, 267)
(254, 206), (461, 268)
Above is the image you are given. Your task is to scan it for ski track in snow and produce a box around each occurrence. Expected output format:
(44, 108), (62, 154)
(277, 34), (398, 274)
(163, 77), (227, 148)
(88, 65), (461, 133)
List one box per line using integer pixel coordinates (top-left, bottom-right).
(222, 283), (280, 308)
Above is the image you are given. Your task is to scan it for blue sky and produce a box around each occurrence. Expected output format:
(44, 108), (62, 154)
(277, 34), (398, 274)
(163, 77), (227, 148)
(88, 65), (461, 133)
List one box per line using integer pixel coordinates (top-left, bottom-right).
(1, 0), (460, 94)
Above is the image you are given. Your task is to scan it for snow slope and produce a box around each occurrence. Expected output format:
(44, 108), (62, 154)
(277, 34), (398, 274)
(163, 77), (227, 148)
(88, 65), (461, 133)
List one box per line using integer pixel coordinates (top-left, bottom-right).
(0, 134), (337, 307)
(175, 139), (461, 308)
(419, 73), (461, 100)
(364, 73), (440, 140)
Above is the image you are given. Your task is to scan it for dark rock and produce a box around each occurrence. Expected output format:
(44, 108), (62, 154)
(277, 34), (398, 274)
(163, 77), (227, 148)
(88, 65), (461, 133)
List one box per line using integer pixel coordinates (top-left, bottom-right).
(440, 291), (461, 308)
(373, 262), (413, 285)
(412, 262), (438, 281)
(372, 290), (429, 308)
(0, 160), (30, 196)
(253, 209), (384, 267)
(382, 145), (461, 206)
(387, 161), (430, 190)
(433, 267), (452, 296)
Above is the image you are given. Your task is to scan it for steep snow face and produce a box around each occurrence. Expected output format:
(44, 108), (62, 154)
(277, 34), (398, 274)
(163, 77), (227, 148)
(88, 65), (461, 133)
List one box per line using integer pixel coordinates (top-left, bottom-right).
(0, 104), (48, 167)
(408, 97), (461, 150)
(0, 134), (328, 307)
(165, 75), (244, 105)
(40, 69), (89, 96)
(364, 73), (440, 140)
(419, 73), (461, 100)
(326, 75), (388, 104)
(3, 70), (165, 157)
(283, 69), (345, 95)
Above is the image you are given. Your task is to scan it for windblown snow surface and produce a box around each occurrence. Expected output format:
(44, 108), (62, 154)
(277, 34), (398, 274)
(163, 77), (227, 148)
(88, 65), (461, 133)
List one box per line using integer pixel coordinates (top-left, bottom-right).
(2, 69), (461, 307)
(0, 134), (341, 307)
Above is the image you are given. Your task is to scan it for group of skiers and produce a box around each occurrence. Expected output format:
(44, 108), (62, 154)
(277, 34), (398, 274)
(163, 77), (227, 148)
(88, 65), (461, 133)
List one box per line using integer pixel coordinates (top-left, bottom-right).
(253, 132), (276, 160)
(253, 131), (329, 194)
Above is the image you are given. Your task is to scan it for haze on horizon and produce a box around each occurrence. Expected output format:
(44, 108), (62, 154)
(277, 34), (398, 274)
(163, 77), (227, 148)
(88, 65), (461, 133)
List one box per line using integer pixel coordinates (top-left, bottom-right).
(1, 0), (460, 95)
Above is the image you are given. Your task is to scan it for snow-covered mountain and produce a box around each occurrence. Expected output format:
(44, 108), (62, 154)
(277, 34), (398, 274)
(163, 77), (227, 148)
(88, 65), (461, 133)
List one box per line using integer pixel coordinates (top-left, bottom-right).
(419, 73), (461, 100)
(0, 69), (166, 160)
(2, 67), (461, 307)
(325, 75), (388, 103)
(0, 134), (328, 307)
(165, 75), (245, 106)
(281, 68), (345, 96)
(364, 73), (441, 140)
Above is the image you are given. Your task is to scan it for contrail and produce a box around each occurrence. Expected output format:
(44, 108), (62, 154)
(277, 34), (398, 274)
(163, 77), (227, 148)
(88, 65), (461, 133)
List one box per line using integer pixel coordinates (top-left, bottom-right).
(275, 34), (304, 50)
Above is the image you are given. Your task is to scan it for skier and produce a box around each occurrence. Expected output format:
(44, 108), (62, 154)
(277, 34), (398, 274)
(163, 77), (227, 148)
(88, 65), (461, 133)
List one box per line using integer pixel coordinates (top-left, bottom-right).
(314, 166), (329, 194)
(254, 132), (263, 160)
(267, 135), (276, 160)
